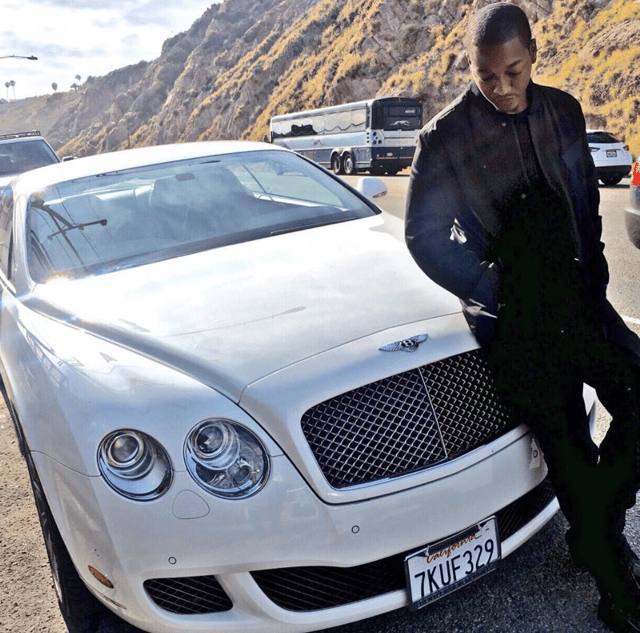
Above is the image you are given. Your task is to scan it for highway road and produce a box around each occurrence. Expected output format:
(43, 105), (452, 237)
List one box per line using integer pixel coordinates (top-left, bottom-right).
(1, 176), (638, 633)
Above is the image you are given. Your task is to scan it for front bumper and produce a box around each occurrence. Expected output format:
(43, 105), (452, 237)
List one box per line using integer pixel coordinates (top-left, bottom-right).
(370, 146), (415, 169)
(32, 416), (569, 633)
(596, 164), (632, 179)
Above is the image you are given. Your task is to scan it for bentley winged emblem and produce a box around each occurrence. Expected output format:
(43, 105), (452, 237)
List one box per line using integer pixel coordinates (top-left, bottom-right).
(379, 333), (428, 353)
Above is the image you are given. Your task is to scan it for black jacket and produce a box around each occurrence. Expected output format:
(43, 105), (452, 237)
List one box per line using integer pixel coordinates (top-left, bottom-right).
(405, 81), (639, 354)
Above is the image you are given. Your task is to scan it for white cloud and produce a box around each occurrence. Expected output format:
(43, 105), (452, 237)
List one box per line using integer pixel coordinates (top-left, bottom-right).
(0, 0), (219, 99)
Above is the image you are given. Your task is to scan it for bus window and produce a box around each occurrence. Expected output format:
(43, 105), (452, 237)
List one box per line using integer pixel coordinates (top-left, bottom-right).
(351, 108), (367, 131)
(373, 104), (423, 131)
(291, 122), (315, 137)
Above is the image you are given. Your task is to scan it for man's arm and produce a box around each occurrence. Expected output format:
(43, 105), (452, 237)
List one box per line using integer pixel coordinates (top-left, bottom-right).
(404, 126), (500, 317)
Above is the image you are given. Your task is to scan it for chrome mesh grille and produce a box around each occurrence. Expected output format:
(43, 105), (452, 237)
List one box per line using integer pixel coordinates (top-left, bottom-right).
(301, 349), (513, 489)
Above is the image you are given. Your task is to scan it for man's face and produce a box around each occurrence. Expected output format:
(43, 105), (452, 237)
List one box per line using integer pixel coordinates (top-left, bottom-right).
(467, 36), (537, 114)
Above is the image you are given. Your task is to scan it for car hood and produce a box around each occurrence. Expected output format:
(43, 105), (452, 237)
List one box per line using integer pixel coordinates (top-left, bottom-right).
(28, 215), (462, 401)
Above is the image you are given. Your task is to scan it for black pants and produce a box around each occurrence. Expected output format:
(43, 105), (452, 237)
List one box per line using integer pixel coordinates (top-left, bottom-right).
(485, 313), (640, 549)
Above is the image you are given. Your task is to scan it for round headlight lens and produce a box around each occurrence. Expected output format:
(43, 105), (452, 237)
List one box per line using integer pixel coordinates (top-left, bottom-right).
(98, 430), (172, 501)
(184, 419), (270, 499)
(192, 420), (239, 469)
(106, 433), (144, 469)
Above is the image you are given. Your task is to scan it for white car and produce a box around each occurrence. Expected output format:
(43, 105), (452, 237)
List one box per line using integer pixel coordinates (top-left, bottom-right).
(587, 129), (633, 186)
(0, 142), (595, 633)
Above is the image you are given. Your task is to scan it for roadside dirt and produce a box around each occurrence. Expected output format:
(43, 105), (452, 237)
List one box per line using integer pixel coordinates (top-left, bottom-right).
(0, 404), (66, 633)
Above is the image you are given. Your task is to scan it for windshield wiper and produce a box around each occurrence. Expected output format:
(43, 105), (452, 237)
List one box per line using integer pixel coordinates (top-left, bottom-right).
(270, 214), (354, 236)
(48, 218), (107, 240)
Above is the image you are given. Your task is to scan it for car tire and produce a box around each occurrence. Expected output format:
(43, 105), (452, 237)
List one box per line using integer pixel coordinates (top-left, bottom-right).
(331, 154), (343, 175)
(342, 153), (357, 175)
(25, 449), (104, 633)
(601, 176), (622, 186)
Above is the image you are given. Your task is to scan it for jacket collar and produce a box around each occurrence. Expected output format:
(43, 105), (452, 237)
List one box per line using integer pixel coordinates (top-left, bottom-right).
(467, 79), (581, 249)
(468, 80), (540, 118)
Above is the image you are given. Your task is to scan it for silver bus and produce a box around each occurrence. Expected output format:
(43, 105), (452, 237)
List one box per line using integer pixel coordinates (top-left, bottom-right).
(269, 97), (423, 176)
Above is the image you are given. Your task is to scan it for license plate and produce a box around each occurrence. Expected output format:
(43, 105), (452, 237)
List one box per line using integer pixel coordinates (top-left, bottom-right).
(405, 517), (500, 610)
(607, 149), (617, 157)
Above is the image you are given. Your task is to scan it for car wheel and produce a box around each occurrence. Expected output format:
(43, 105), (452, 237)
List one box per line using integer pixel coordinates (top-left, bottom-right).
(331, 154), (343, 175)
(343, 153), (357, 175)
(25, 449), (104, 633)
(601, 176), (622, 186)
(369, 164), (385, 176)
(385, 167), (399, 176)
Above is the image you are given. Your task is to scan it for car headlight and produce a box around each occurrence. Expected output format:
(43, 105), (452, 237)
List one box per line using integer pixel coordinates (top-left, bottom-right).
(98, 430), (173, 501)
(184, 419), (270, 499)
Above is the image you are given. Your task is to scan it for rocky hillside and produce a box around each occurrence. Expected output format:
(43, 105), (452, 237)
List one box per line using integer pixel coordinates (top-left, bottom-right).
(1, 0), (638, 158)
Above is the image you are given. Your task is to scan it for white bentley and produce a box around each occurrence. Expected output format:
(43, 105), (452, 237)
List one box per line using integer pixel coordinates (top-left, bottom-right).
(0, 142), (594, 633)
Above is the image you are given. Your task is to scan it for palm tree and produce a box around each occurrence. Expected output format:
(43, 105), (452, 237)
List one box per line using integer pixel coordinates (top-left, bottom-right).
(51, 82), (57, 92)
(4, 82), (9, 100)
(9, 80), (15, 100)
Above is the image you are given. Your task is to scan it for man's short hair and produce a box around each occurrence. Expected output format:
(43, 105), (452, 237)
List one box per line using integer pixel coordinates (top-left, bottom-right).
(466, 2), (532, 49)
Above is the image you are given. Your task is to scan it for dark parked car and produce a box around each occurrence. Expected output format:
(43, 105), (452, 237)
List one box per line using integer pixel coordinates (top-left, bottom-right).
(0, 130), (60, 187)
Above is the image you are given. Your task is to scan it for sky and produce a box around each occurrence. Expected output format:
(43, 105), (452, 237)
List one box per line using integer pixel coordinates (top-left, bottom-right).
(1, 0), (222, 100)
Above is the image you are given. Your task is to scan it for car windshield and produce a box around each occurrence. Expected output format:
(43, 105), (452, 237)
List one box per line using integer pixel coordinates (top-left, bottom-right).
(27, 149), (378, 282)
(0, 140), (58, 176)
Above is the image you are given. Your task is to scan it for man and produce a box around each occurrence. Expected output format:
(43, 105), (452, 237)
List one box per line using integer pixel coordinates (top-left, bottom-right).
(405, 3), (640, 631)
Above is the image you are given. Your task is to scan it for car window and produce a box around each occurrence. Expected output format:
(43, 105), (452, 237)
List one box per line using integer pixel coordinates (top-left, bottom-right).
(0, 139), (59, 176)
(0, 186), (14, 278)
(26, 150), (378, 283)
(587, 132), (620, 144)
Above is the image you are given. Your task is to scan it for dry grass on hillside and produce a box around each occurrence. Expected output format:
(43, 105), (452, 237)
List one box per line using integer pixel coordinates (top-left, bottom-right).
(0, 92), (80, 152)
(534, 0), (640, 157)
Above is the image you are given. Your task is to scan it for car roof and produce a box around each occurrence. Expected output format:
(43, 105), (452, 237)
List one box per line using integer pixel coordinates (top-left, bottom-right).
(0, 130), (46, 143)
(586, 129), (622, 138)
(11, 141), (287, 194)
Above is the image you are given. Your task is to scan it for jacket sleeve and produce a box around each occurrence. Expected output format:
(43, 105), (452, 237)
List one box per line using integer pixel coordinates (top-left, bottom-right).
(555, 93), (608, 301)
(579, 107), (609, 298)
(404, 125), (501, 318)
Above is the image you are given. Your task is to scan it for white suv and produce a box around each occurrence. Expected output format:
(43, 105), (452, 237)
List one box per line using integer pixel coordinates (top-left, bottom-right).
(587, 129), (632, 186)
(0, 131), (60, 187)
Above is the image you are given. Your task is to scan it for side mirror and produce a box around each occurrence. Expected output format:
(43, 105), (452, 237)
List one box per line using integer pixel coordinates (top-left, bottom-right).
(356, 176), (387, 200)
